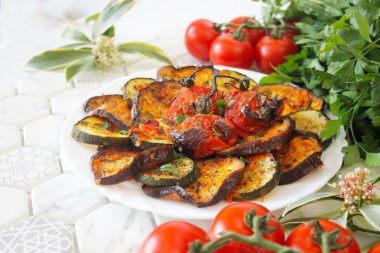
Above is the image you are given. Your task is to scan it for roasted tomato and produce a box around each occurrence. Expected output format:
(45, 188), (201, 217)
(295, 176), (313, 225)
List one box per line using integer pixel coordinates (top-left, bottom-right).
(170, 114), (238, 158)
(224, 89), (280, 137)
(168, 86), (223, 120)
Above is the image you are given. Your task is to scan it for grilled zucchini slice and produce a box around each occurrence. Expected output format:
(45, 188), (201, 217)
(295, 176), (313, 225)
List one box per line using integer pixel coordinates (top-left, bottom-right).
(129, 118), (173, 149)
(254, 84), (323, 116)
(216, 69), (257, 93)
(131, 80), (182, 123)
(72, 116), (131, 145)
(273, 131), (323, 185)
(157, 65), (215, 86)
(135, 157), (198, 187)
(91, 145), (174, 185)
(227, 153), (280, 201)
(142, 157), (246, 207)
(123, 77), (155, 104)
(84, 94), (133, 130)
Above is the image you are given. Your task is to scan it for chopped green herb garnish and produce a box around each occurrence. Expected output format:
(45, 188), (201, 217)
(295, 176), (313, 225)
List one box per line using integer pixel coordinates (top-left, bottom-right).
(239, 156), (250, 165)
(173, 148), (180, 159)
(197, 118), (202, 127)
(254, 132), (264, 137)
(226, 152), (232, 158)
(205, 79), (209, 84)
(117, 130), (129, 135)
(210, 125), (222, 136)
(215, 99), (226, 108)
(154, 163), (178, 175)
(174, 113), (187, 125)
(146, 110), (154, 118)
(97, 122), (111, 130)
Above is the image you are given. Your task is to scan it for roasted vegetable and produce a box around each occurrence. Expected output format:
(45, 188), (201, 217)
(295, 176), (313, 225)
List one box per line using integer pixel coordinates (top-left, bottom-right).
(135, 157), (198, 187)
(90, 145), (174, 185)
(217, 116), (293, 157)
(131, 80), (182, 123)
(72, 116), (131, 145)
(123, 77), (155, 104)
(215, 69), (257, 93)
(254, 84), (323, 116)
(227, 153), (280, 201)
(142, 157), (246, 207)
(273, 131), (323, 185)
(84, 94), (133, 130)
(129, 118), (173, 149)
(157, 65), (215, 87)
(170, 114), (238, 158)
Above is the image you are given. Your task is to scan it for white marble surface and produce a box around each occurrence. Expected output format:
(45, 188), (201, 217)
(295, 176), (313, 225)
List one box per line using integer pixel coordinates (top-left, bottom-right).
(51, 88), (93, 116)
(0, 186), (29, 230)
(0, 124), (21, 155)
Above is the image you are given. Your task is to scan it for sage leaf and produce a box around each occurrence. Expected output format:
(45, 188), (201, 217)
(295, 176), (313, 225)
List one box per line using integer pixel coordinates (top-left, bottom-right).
(59, 43), (93, 49)
(281, 192), (340, 218)
(102, 25), (115, 37)
(330, 211), (348, 228)
(25, 49), (93, 71)
(118, 42), (173, 65)
(92, 0), (135, 40)
(62, 23), (92, 43)
(64, 56), (95, 81)
(359, 205), (380, 231)
(364, 152), (380, 168)
(85, 13), (101, 23)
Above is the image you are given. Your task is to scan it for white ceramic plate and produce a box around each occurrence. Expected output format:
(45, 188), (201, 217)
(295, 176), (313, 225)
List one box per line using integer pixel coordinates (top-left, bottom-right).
(60, 67), (347, 220)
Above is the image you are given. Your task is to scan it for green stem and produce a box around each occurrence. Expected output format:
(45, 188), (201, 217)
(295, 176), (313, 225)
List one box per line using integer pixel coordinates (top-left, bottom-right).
(321, 233), (331, 253)
(348, 223), (380, 235)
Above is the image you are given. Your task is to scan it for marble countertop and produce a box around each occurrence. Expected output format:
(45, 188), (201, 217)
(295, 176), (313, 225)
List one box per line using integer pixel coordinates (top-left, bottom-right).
(0, 0), (379, 252)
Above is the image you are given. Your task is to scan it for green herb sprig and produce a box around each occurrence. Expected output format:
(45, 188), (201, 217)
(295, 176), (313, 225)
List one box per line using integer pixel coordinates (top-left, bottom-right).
(25, 0), (173, 81)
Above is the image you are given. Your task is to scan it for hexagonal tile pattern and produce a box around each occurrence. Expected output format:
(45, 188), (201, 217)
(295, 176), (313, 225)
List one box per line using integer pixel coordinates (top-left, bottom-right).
(51, 88), (92, 116)
(0, 186), (29, 230)
(0, 81), (15, 100)
(0, 216), (74, 253)
(0, 124), (21, 155)
(0, 95), (50, 126)
(32, 174), (107, 224)
(0, 147), (61, 191)
(23, 115), (66, 150)
(17, 70), (72, 97)
(76, 203), (155, 253)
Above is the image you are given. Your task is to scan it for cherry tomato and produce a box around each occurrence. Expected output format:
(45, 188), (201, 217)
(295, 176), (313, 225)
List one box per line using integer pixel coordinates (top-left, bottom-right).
(210, 33), (254, 69)
(168, 86), (223, 120)
(368, 242), (380, 253)
(208, 202), (285, 253)
(185, 19), (220, 61)
(229, 16), (265, 48)
(171, 114), (238, 158)
(224, 89), (278, 137)
(255, 35), (299, 74)
(139, 221), (209, 253)
(285, 219), (360, 253)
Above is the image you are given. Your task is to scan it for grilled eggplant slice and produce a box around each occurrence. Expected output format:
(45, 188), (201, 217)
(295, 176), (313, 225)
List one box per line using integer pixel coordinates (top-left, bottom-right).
(274, 131), (323, 185)
(156, 65), (215, 86)
(72, 116), (131, 145)
(217, 117), (294, 157)
(135, 157), (198, 187)
(216, 69), (257, 93)
(254, 84), (323, 116)
(142, 157), (246, 207)
(84, 94), (133, 130)
(131, 80), (182, 123)
(227, 153), (280, 201)
(129, 118), (173, 149)
(90, 145), (174, 185)
(123, 77), (155, 104)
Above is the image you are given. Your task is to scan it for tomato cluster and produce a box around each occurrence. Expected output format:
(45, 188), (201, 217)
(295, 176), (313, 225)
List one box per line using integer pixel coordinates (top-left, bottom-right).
(139, 202), (362, 253)
(184, 17), (299, 74)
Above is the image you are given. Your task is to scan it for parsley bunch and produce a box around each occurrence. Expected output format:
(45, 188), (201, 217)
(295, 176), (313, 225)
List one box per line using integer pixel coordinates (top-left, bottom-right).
(256, 0), (380, 168)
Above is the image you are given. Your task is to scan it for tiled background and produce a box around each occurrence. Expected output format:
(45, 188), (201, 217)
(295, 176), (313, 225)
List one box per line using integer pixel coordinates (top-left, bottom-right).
(0, 0), (379, 252)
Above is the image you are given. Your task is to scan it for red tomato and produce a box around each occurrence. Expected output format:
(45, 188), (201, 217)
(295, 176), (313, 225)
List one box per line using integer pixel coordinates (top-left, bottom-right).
(210, 33), (254, 69)
(224, 89), (278, 137)
(139, 221), (209, 253)
(168, 86), (223, 120)
(369, 242), (380, 253)
(255, 35), (299, 74)
(285, 219), (360, 253)
(185, 19), (220, 61)
(208, 202), (285, 253)
(229, 16), (265, 48)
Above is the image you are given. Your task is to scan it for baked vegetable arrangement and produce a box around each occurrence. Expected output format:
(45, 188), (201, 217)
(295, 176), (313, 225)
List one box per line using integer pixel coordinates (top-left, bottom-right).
(72, 63), (330, 207)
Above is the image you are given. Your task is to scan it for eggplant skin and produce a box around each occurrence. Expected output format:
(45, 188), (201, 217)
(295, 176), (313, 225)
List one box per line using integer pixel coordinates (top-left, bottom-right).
(170, 127), (208, 157)
(91, 145), (174, 185)
(217, 117), (294, 157)
(275, 131), (323, 185)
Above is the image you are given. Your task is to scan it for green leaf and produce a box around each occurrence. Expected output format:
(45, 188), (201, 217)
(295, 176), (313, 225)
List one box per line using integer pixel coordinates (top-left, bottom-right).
(117, 42), (173, 65)
(64, 56), (95, 81)
(330, 211), (348, 229)
(174, 114), (187, 125)
(281, 192), (340, 218)
(62, 23), (92, 43)
(85, 13), (101, 23)
(371, 77), (380, 105)
(117, 130), (129, 135)
(59, 43), (93, 49)
(259, 72), (291, 84)
(239, 156), (250, 164)
(25, 49), (93, 71)
(102, 25), (115, 37)
(342, 145), (363, 167)
(364, 152), (380, 168)
(336, 28), (366, 46)
(351, 11), (370, 38)
(359, 205), (380, 231)
(92, 0), (135, 39)
(319, 119), (342, 140)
